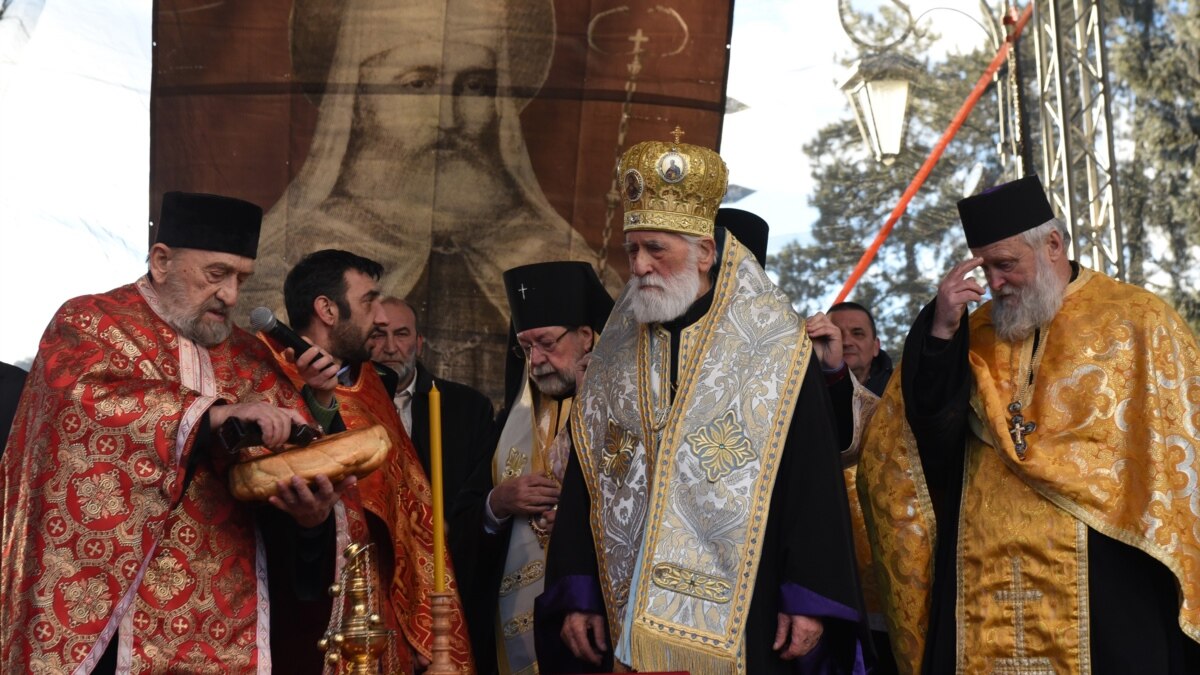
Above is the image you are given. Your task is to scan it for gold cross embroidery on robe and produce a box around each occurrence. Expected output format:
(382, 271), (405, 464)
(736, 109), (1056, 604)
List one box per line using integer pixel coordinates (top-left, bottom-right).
(992, 557), (1054, 675)
(503, 447), (526, 480)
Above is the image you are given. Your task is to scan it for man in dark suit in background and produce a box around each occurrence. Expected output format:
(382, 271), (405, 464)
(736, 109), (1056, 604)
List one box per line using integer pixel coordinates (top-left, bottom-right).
(369, 296), (496, 526)
(0, 362), (27, 456)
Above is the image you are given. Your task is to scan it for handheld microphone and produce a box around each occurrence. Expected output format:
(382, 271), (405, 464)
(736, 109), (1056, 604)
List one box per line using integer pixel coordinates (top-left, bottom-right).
(249, 307), (319, 358)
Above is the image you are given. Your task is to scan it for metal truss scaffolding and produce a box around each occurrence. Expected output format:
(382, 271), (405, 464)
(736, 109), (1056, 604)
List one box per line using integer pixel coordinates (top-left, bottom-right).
(1030, 0), (1124, 279)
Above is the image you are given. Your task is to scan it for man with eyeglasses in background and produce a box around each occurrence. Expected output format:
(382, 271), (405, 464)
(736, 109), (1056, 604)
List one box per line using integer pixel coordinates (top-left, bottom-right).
(452, 261), (613, 675)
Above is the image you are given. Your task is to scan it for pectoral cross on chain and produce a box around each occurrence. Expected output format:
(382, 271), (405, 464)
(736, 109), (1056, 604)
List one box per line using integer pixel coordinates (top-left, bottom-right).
(1007, 402), (1037, 460)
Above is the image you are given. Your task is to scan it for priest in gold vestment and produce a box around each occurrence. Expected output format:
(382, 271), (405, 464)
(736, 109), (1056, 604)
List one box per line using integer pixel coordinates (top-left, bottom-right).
(857, 175), (1200, 674)
(0, 192), (350, 673)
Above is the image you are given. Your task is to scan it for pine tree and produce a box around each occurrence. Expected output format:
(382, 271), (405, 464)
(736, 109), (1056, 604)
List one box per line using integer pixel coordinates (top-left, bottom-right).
(771, 28), (1004, 352)
(773, 1), (1200, 346)
(1108, 0), (1200, 330)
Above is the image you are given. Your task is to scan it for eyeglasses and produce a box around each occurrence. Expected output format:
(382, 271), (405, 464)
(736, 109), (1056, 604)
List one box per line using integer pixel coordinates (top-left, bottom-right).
(512, 327), (573, 359)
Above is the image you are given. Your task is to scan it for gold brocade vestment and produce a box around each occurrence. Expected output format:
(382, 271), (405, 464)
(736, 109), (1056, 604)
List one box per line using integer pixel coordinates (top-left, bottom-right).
(491, 363), (573, 675)
(857, 267), (1200, 674)
(840, 378), (885, 630)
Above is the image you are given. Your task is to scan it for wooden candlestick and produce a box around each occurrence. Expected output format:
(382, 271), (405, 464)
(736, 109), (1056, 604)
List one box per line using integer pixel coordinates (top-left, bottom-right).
(424, 591), (458, 674)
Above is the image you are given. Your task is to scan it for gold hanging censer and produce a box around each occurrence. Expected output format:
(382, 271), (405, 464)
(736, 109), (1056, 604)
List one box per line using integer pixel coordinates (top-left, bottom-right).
(320, 543), (394, 674)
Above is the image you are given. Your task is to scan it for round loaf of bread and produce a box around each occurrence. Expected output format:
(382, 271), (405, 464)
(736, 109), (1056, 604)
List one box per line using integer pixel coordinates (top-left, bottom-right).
(228, 424), (391, 501)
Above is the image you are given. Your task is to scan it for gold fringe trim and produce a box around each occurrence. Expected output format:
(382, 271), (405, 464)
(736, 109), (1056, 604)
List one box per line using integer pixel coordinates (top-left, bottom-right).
(630, 622), (742, 675)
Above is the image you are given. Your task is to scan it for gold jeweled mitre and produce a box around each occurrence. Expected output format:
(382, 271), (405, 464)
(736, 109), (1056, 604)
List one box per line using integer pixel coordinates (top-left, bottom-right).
(619, 127), (729, 237)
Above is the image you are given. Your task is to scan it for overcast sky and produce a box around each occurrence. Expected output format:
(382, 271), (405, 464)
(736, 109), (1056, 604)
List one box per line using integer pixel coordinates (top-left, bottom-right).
(0, 0), (993, 366)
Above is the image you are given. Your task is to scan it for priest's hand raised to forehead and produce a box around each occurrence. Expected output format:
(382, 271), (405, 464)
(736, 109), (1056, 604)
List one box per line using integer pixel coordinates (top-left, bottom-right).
(932, 257), (987, 340)
(805, 312), (844, 372)
(489, 474), (560, 519)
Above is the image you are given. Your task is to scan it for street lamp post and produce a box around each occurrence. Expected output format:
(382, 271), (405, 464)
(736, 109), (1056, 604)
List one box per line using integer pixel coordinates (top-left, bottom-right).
(837, 2), (1015, 170)
(840, 53), (920, 165)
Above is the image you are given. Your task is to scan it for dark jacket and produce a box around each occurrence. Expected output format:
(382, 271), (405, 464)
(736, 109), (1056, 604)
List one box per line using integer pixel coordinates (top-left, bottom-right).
(0, 361), (28, 456)
(406, 361), (497, 510)
(863, 348), (895, 397)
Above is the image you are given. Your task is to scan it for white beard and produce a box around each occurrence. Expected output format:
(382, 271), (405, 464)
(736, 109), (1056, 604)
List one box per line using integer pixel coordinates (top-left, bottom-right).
(991, 251), (1067, 342)
(627, 248), (702, 325)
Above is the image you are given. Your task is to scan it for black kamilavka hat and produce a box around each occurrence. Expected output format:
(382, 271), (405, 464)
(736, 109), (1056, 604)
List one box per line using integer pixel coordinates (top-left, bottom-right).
(503, 261), (614, 334)
(156, 191), (263, 259)
(716, 207), (769, 267)
(957, 175), (1055, 248)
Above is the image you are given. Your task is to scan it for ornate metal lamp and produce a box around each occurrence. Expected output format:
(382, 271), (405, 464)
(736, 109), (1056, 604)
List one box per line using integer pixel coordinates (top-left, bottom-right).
(320, 543), (394, 675)
(840, 52), (920, 165)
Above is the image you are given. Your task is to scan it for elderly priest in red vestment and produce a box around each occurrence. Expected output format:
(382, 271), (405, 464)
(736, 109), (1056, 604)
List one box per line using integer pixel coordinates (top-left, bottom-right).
(857, 174), (1200, 674)
(0, 192), (351, 673)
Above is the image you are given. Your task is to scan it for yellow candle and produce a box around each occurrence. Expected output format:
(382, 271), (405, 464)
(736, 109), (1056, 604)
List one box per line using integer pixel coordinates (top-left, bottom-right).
(429, 382), (445, 592)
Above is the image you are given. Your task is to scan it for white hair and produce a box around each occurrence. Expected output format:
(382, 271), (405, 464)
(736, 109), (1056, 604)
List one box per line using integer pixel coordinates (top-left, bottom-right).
(1020, 218), (1068, 248)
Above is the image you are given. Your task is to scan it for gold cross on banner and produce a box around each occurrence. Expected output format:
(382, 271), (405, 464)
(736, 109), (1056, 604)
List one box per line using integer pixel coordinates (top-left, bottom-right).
(627, 28), (649, 53)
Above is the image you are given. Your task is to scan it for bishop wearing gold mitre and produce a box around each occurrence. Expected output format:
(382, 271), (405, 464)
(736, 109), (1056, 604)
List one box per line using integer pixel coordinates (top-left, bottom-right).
(537, 131), (870, 674)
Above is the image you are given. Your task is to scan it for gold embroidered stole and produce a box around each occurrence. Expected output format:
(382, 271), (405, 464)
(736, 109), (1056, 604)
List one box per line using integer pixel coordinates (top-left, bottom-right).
(842, 379), (884, 626)
(958, 428), (1088, 673)
(573, 236), (811, 674)
(491, 367), (572, 675)
(858, 267), (1200, 674)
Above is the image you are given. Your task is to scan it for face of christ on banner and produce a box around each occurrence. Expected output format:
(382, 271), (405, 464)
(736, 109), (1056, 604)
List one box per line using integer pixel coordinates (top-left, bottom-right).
(349, 39), (509, 227)
(242, 0), (615, 402)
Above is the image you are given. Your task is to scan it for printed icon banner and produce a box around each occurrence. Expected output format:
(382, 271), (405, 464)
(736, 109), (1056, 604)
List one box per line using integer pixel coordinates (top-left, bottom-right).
(151, 0), (733, 401)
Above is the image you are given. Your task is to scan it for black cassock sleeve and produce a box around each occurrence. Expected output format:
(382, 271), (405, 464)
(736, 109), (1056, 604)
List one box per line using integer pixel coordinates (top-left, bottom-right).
(537, 359), (870, 674)
(742, 357), (870, 674)
(449, 417), (510, 675)
(898, 300), (972, 675)
(535, 445), (612, 673)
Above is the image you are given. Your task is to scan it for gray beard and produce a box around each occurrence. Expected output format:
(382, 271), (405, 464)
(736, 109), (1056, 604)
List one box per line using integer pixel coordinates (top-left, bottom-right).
(991, 255), (1067, 342)
(386, 358), (416, 385)
(155, 276), (233, 347)
(531, 363), (574, 398)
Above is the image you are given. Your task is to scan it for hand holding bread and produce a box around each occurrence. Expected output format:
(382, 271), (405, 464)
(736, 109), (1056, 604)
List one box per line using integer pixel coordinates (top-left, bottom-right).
(229, 424), (391, 501)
